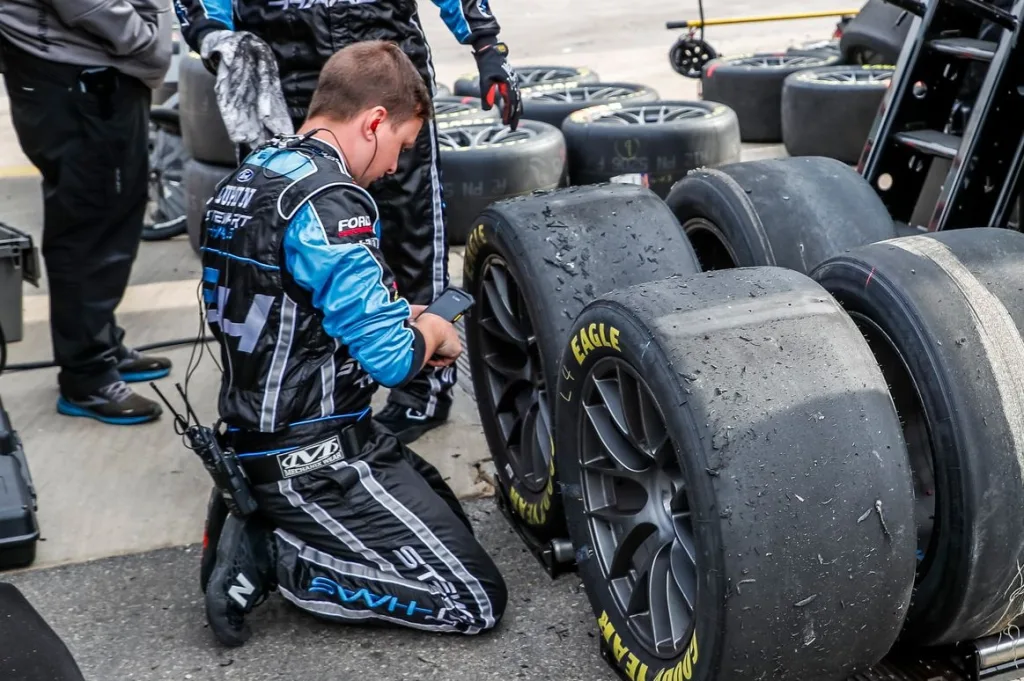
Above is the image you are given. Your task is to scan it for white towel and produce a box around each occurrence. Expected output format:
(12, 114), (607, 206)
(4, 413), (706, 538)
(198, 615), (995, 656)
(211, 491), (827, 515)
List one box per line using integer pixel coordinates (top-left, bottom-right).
(200, 30), (295, 147)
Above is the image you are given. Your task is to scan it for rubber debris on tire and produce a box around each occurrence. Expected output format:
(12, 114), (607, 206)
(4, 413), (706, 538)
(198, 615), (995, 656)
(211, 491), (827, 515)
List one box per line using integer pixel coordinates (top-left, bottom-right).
(782, 65), (894, 165)
(701, 52), (841, 142)
(562, 100), (741, 198)
(811, 228), (1024, 646)
(462, 183), (702, 542)
(519, 82), (658, 129)
(436, 119), (566, 245)
(557, 267), (917, 681)
(666, 155), (896, 273)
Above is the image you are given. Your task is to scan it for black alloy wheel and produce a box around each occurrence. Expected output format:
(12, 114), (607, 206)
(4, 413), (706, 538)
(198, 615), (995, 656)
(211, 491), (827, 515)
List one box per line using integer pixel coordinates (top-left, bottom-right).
(476, 256), (553, 495)
(579, 357), (697, 658)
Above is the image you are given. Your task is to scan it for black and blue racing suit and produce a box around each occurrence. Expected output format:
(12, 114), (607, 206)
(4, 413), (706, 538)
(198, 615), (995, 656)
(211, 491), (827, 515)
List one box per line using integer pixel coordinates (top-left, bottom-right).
(201, 134), (506, 633)
(175, 0), (506, 423)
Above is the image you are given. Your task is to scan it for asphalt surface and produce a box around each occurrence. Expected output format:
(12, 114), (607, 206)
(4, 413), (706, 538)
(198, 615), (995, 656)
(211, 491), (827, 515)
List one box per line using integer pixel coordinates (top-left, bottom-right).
(5, 501), (616, 681)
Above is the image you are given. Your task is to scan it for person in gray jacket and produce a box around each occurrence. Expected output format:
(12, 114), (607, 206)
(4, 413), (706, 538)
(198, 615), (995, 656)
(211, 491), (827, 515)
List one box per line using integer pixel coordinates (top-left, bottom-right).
(0, 1), (175, 425)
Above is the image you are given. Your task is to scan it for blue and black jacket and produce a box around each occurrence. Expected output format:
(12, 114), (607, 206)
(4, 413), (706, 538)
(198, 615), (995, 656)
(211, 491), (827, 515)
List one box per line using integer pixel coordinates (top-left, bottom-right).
(200, 135), (426, 433)
(173, 0), (501, 119)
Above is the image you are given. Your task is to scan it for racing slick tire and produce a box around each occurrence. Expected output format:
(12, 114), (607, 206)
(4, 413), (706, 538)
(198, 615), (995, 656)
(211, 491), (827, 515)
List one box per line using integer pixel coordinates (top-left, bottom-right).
(433, 96), (500, 125)
(453, 65), (600, 97)
(185, 158), (233, 255)
(179, 52), (237, 166)
(782, 65), (894, 165)
(520, 82), (659, 129)
(561, 101), (741, 199)
(437, 119), (567, 245)
(667, 155), (897, 273)
(811, 228), (1024, 647)
(840, 0), (913, 65)
(700, 52), (842, 142)
(556, 268), (917, 681)
(463, 183), (702, 542)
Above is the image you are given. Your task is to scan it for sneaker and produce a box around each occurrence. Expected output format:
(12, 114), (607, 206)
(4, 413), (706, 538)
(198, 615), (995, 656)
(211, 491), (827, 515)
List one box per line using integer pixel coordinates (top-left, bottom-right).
(116, 347), (172, 382)
(373, 403), (447, 444)
(200, 488), (230, 594)
(56, 380), (162, 425)
(205, 513), (276, 648)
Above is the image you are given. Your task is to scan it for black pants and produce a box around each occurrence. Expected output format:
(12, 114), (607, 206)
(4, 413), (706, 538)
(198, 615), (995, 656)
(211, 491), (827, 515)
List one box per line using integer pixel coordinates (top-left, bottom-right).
(2, 41), (150, 396)
(371, 116), (456, 419)
(250, 423), (506, 633)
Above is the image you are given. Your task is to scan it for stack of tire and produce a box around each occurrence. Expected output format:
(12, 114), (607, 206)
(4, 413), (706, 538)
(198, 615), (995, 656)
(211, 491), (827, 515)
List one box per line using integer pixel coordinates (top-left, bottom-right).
(179, 52), (237, 255)
(439, 65), (602, 245)
(463, 155), (1024, 679)
(698, 0), (904, 164)
(473, 68), (745, 201)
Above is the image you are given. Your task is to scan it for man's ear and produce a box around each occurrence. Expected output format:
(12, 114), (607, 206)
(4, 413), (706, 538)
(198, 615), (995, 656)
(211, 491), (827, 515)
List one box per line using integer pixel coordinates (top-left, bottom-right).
(367, 106), (388, 137)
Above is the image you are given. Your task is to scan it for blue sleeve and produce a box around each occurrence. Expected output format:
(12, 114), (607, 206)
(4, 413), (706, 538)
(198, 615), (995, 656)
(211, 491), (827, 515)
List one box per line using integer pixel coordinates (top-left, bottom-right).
(282, 194), (424, 389)
(172, 0), (234, 53)
(429, 0), (500, 45)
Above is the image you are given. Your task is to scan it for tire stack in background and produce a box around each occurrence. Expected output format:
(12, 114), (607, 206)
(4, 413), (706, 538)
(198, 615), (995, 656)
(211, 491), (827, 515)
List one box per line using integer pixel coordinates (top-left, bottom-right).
(179, 52), (238, 255)
(461, 148), (1024, 679)
(695, 0), (904, 165)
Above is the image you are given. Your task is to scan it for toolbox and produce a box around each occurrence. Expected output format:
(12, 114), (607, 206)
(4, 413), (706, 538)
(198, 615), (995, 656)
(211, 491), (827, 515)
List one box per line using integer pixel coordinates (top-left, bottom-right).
(0, 394), (38, 570)
(0, 221), (40, 344)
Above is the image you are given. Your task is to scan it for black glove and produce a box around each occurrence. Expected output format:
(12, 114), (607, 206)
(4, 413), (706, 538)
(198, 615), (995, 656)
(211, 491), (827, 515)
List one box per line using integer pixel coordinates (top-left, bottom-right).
(472, 38), (523, 130)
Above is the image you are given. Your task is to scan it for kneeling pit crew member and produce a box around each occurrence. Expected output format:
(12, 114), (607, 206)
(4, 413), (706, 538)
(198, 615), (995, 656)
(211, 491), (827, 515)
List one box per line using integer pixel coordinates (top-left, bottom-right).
(198, 41), (507, 647)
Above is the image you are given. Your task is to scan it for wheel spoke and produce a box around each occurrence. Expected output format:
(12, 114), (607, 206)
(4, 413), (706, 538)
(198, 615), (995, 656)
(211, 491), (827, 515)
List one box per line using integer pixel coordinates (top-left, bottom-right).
(670, 540), (698, 613)
(530, 391), (553, 477)
(482, 280), (526, 346)
(639, 387), (669, 456)
(645, 540), (680, 652)
(584, 403), (651, 473)
(608, 521), (655, 578)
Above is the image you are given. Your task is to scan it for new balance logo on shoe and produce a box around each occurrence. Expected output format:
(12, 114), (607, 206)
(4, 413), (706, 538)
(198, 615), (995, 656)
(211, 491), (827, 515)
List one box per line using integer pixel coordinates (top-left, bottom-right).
(228, 573), (256, 608)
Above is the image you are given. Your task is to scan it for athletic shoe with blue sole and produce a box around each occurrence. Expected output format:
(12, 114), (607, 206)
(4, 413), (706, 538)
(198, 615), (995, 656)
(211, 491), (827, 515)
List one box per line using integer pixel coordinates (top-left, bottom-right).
(116, 348), (173, 383)
(57, 380), (162, 425)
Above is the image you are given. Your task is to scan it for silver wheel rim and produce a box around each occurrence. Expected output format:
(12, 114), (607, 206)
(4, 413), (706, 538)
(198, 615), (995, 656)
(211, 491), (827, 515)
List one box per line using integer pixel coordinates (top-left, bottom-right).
(587, 104), (712, 125)
(526, 85), (644, 103)
(437, 124), (538, 149)
(517, 66), (590, 85)
(435, 101), (478, 116)
(731, 54), (831, 67)
(810, 69), (892, 84)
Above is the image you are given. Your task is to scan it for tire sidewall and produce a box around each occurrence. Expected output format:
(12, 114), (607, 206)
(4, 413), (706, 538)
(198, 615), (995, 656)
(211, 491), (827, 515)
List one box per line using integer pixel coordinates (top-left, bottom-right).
(557, 299), (723, 681)
(666, 171), (772, 268)
(811, 256), (966, 643)
(563, 102), (740, 198)
(440, 121), (567, 245)
(463, 216), (566, 535)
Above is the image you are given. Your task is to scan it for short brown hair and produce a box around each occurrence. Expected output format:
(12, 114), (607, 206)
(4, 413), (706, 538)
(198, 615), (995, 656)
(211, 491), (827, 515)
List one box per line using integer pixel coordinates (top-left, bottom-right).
(307, 41), (432, 126)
